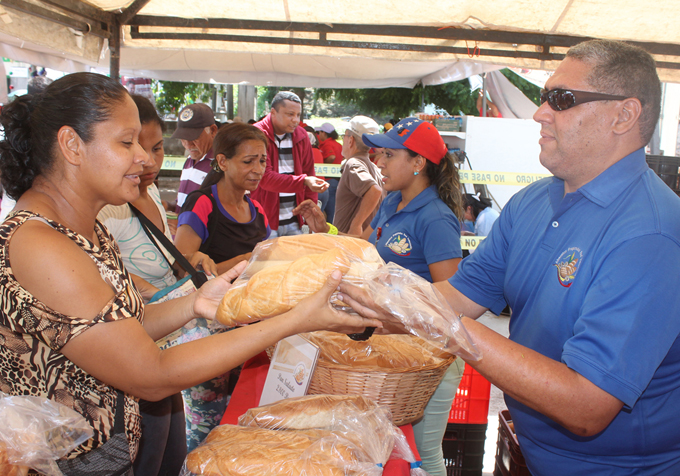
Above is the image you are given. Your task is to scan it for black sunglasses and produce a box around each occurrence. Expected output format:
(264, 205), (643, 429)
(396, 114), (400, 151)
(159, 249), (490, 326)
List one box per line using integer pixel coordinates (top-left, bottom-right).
(540, 88), (628, 111)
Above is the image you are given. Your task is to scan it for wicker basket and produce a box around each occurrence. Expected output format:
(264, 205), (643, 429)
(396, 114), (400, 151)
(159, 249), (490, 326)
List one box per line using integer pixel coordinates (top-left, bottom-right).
(266, 343), (454, 426)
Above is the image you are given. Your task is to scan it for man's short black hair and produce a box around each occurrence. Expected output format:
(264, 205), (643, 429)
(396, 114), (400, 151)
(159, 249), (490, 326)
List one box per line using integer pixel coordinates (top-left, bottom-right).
(271, 91), (301, 111)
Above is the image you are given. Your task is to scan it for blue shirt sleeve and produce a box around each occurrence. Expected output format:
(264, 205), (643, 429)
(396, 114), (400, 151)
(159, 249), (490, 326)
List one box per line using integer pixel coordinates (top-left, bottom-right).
(449, 201), (512, 315)
(177, 212), (209, 243)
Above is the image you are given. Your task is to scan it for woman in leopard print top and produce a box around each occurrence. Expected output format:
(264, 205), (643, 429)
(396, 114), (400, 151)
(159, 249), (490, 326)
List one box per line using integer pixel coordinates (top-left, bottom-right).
(0, 72), (382, 474)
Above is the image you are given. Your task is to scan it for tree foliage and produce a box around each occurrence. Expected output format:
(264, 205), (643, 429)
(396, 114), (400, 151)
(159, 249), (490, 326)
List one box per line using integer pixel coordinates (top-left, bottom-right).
(152, 80), (212, 115)
(314, 80), (478, 119)
(154, 67), (541, 121)
(501, 69), (541, 106)
(312, 68), (542, 119)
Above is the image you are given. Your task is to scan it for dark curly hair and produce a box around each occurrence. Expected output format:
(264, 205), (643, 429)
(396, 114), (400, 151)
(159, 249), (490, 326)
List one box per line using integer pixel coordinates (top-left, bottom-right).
(0, 72), (129, 200)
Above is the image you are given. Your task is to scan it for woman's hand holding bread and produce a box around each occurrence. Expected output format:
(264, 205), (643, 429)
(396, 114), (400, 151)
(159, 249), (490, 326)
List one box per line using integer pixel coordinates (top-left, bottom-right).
(283, 269), (382, 336)
(191, 260), (249, 321)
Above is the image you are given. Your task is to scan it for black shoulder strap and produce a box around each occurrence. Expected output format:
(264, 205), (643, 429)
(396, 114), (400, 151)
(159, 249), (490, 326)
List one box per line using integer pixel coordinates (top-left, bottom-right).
(128, 203), (199, 279)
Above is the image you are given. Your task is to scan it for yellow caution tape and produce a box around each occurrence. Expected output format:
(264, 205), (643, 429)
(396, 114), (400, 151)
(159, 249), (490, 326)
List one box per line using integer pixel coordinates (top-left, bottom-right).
(461, 236), (486, 250)
(162, 159), (343, 178)
(161, 156), (186, 171)
(314, 164), (342, 178)
(164, 160), (546, 186)
(458, 170), (551, 186)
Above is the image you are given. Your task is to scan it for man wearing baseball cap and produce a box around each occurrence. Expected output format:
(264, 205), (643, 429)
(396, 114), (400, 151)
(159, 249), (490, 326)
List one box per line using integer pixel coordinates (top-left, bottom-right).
(314, 122), (343, 223)
(167, 103), (218, 213)
(333, 115), (385, 235)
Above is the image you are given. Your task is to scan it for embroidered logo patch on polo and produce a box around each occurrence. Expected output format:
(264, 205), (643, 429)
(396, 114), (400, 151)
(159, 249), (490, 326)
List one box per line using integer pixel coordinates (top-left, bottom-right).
(385, 232), (412, 256)
(554, 247), (583, 288)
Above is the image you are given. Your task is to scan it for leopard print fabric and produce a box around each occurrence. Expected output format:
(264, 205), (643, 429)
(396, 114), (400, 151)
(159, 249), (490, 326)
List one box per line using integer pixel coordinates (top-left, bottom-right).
(0, 211), (143, 462)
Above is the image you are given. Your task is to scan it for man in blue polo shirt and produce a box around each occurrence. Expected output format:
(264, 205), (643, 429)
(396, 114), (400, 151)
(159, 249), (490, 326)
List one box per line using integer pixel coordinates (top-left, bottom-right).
(346, 39), (680, 475)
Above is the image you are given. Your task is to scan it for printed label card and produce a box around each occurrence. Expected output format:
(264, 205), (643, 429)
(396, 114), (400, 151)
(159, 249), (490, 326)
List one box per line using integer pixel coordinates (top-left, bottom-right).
(259, 335), (320, 406)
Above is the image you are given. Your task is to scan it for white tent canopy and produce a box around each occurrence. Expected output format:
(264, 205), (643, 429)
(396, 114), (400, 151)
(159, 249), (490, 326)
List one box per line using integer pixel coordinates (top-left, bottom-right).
(0, 0), (679, 87)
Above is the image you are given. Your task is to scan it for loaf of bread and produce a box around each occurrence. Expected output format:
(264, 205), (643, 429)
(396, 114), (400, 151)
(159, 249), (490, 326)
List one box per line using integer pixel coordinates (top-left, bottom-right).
(216, 248), (350, 325)
(185, 425), (371, 476)
(238, 394), (377, 430)
(237, 395), (396, 466)
(216, 235), (384, 326)
(0, 443), (24, 476)
(303, 331), (452, 369)
(256, 234), (382, 263)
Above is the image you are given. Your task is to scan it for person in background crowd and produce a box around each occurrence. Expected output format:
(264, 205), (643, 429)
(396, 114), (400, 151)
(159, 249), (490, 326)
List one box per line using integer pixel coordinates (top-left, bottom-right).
(97, 94), (216, 476)
(295, 117), (466, 476)
(368, 122), (392, 163)
(174, 122), (272, 450)
(99, 96), (217, 299)
(316, 122), (343, 164)
(307, 130), (330, 215)
(27, 75), (53, 95)
(332, 115), (385, 236)
(252, 91), (327, 237)
(0, 72), (382, 474)
(315, 122), (343, 222)
(477, 90), (502, 118)
(341, 39), (680, 476)
(165, 103), (218, 214)
(462, 193), (500, 237)
(175, 123), (270, 275)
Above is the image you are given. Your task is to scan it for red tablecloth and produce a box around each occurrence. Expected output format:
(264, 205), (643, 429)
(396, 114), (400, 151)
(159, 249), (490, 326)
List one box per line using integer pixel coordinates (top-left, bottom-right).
(220, 352), (420, 476)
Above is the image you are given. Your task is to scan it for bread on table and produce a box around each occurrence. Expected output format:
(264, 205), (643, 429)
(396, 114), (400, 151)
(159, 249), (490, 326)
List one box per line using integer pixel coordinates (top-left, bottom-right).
(185, 424), (371, 476)
(238, 394), (377, 430)
(236, 394), (396, 466)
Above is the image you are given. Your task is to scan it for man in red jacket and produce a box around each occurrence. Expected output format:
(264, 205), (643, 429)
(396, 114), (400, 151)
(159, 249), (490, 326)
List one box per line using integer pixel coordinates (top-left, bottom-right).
(253, 91), (328, 236)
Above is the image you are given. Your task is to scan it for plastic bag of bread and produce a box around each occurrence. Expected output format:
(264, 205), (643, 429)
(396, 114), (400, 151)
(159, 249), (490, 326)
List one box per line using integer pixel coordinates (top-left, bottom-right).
(238, 395), (396, 467)
(388, 427), (430, 476)
(216, 234), (385, 326)
(302, 332), (452, 369)
(180, 424), (383, 476)
(0, 393), (93, 476)
(363, 262), (482, 361)
(0, 442), (28, 476)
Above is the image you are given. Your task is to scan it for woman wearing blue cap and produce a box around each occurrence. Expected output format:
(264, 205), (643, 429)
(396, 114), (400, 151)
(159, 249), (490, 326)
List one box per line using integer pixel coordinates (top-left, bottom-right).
(294, 116), (465, 476)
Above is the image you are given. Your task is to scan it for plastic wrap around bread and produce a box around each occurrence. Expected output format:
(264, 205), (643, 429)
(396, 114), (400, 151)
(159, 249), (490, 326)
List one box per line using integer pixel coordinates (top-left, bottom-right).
(364, 262), (482, 361)
(238, 394), (378, 430)
(0, 394), (93, 476)
(303, 332), (453, 369)
(216, 235), (385, 326)
(182, 424), (383, 476)
(238, 395), (395, 467)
